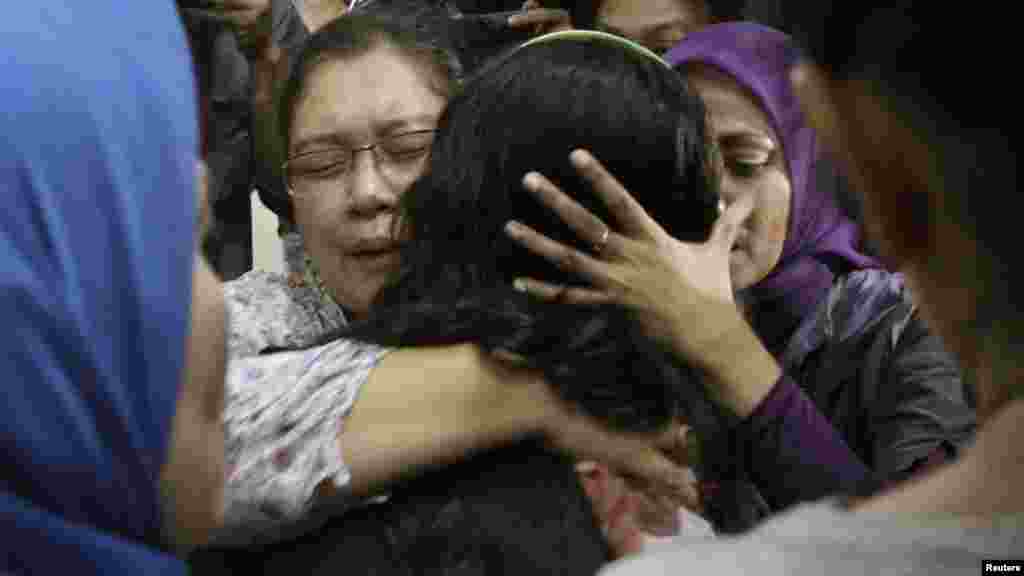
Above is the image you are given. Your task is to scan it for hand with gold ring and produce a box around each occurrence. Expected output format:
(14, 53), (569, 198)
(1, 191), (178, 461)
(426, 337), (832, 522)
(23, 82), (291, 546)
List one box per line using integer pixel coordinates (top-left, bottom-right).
(503, 149), (759, 380)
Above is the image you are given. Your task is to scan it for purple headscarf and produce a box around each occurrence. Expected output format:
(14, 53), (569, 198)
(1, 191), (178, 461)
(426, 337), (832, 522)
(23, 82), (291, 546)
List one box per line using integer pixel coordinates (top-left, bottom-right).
(666, 22), (881, 352)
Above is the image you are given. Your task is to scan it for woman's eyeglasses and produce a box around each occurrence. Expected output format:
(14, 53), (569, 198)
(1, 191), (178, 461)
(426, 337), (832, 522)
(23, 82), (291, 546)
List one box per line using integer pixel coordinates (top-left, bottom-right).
(284, 129), (436, 197)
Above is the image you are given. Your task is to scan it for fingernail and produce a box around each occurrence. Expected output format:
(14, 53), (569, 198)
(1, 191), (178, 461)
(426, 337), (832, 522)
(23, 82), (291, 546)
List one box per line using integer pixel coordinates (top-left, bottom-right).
(522, 172), (541, 190)
(570, 149), (589, 167)
(507, 14), (520, 25)
(505, 221), (523, 236)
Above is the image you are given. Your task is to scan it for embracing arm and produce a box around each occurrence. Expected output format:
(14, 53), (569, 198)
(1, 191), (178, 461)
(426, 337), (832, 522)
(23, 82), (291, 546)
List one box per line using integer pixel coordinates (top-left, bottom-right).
(217, 342), (543, 539)
(329, 344), (548, 497)
(334, 344), (692, 499)
(217, 339), (688, 544)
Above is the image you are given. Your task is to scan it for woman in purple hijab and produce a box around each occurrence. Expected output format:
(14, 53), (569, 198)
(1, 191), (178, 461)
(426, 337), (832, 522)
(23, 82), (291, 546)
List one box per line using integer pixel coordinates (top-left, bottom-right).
(667, 22), (877, 351)
(504, 22), (975, 535)
(657, 22), (971, 531)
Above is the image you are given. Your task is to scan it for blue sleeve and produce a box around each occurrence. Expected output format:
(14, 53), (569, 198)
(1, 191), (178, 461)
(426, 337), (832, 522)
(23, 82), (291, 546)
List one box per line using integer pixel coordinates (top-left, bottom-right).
(1, 3), (197, 573)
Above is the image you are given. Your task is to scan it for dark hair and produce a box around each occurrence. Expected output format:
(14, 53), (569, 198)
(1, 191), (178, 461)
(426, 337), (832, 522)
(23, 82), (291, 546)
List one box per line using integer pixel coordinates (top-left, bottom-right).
(329, 37), (725, 570)
(212, 38), (726, 576)
(784, 5), (1017, 342)
(343, 38), (720, 435)
(279, 11), (463, 164)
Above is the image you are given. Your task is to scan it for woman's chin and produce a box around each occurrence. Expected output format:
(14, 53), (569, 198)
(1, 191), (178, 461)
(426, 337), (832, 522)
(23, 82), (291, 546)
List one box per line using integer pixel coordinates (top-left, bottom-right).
(326, 273), (393, 321)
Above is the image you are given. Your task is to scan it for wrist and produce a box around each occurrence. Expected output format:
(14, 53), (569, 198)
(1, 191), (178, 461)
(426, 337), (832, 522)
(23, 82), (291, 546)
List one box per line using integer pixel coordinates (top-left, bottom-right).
(689, 309), (781, 418)
(475, 348), (550, 437)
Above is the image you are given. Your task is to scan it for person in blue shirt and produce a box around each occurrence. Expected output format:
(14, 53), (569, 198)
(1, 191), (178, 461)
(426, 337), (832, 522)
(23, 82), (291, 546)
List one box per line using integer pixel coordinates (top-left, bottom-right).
(1, 4), (228, 573)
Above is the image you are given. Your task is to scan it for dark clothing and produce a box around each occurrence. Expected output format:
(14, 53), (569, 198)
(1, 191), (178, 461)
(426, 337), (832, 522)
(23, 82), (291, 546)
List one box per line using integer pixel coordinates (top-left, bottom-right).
(454, 0), (525, 10)
(190, 440), (610, 575)
(705, 270), (976, 533)
(181, 0), (308, 279)
(204, 0), (306, 213)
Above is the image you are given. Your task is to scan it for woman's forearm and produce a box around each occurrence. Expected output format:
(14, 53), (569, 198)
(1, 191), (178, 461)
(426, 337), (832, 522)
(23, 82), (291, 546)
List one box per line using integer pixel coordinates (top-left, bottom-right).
(215, 341), (546, 545)
(677, 307), (780, 419)
(335, 344), (548, 496)
(219, 338), (687, 543)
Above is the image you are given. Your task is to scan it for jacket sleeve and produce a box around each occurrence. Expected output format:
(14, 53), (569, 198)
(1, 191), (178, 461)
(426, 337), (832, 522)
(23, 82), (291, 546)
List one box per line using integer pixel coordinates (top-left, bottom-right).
(869, 310), (976, 481)
(735, 376), (871, 511)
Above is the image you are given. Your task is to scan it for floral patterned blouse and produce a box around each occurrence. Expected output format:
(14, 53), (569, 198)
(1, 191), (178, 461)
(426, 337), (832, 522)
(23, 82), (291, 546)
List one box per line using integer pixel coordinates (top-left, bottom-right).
(225, 232), (345, 358)
(214, 245), (391, 546)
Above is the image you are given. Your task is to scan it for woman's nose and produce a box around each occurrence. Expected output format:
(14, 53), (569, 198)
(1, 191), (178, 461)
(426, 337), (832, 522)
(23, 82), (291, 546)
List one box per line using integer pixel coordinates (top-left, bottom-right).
(347, 149), (399, 217)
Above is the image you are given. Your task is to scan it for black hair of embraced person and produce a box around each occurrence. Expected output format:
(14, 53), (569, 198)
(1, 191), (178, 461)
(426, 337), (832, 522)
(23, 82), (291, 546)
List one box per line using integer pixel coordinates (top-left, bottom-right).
(198, 31), (731, 576)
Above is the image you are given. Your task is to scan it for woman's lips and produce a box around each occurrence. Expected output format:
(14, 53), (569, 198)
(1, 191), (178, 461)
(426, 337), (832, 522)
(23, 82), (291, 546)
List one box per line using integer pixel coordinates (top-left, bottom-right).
(348, 240), (401, 268)
(352, 248), (398, 259)
(350, 237), (399, 252)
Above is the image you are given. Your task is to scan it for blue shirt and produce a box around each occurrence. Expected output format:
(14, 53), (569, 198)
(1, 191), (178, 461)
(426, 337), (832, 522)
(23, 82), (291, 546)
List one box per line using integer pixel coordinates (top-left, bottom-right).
(1, 3), (197, 573)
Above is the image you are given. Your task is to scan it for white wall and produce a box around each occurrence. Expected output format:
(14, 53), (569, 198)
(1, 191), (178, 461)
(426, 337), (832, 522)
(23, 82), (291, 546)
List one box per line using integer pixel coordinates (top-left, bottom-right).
(251, 191), (285, 274)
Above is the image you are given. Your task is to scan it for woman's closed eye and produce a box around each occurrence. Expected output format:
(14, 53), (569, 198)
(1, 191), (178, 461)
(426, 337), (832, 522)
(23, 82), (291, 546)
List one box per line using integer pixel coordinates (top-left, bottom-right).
(383, 143), (431, 163)
(381, 131), (436, 163)
(724, 149), (775, 179)
(294, 150), (350, 179)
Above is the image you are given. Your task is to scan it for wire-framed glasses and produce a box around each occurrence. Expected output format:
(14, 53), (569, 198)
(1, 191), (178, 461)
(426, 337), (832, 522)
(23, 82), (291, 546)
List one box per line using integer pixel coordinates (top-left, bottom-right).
(283, 129), (436, 196)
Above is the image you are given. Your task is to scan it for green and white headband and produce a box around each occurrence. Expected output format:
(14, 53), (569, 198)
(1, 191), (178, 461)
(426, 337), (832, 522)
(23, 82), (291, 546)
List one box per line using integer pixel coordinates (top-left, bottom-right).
(518, 29), (670, 69)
